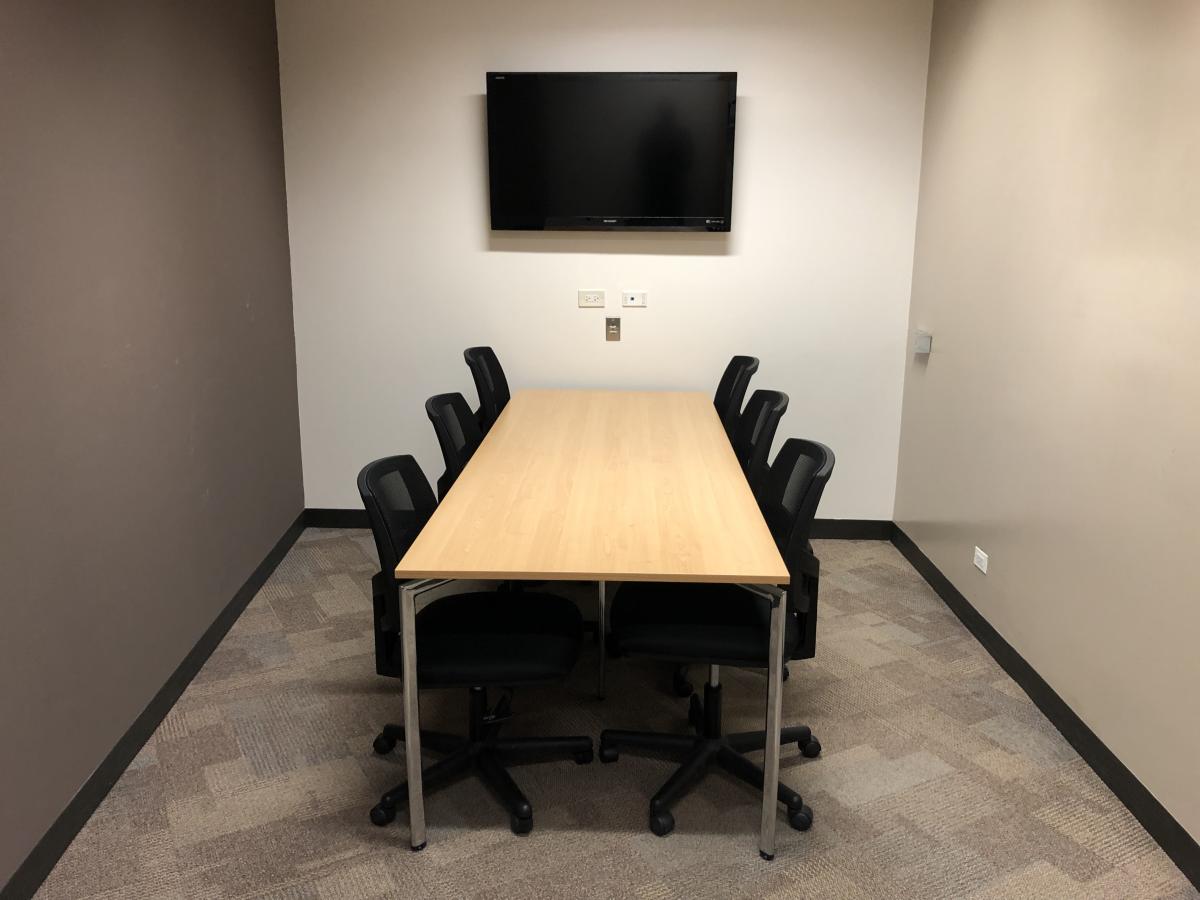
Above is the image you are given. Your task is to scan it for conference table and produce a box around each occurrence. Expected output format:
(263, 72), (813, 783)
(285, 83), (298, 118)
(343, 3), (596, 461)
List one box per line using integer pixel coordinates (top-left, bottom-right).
(394, 389), (793, 858)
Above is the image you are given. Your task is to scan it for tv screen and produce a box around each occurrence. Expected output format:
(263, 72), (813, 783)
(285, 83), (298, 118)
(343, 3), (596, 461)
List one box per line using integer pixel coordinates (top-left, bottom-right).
(486, 72), (736, 232)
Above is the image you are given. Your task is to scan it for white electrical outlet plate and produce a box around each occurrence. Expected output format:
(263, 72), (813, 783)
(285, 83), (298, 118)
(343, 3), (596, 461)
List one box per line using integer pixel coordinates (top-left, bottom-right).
(621, 290), (647, 308)
(578, 290), (606, 308)
(973, 546), (989, 574)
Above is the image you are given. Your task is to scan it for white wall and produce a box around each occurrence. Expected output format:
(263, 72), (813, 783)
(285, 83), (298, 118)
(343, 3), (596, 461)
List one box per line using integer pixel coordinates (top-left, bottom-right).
(276, 0), (933, 515)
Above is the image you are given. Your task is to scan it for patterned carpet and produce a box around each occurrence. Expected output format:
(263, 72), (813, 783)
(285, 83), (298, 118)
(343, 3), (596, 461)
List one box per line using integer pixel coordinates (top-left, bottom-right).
(35, 530), (1196, 899)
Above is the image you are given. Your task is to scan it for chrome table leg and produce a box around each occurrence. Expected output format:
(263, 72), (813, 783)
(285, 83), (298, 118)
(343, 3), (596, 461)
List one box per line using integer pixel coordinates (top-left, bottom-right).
(398, 578), (450, 851)
(759, 589), (786, 860)
(597, 581), (607, 698)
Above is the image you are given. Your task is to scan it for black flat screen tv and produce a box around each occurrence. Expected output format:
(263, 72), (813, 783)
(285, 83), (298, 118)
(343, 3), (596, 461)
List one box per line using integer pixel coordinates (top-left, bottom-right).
(486, 72), (736, 232)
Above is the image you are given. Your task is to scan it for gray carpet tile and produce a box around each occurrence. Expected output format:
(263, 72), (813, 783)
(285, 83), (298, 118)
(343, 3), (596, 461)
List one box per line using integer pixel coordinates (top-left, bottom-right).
(34, 531), (1197, 899)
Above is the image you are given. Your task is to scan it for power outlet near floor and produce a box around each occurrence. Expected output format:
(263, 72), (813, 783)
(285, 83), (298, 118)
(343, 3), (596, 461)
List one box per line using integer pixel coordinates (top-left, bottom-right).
(578, 290), (606, 308)
(973, 546), (989, 574)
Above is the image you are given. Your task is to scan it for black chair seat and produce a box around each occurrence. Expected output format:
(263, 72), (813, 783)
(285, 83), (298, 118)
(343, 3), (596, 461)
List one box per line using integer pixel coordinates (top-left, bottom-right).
(404, 591), (584, 687)
(610, 582), (799, 666)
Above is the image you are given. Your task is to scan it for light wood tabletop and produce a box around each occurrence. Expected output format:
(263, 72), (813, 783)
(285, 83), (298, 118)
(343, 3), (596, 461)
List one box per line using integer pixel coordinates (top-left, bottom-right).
(395, 389), (789, 584)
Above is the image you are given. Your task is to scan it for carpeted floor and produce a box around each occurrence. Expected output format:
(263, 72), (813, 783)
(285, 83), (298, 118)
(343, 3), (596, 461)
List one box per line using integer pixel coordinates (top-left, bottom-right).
(35, 530), (1197, 899)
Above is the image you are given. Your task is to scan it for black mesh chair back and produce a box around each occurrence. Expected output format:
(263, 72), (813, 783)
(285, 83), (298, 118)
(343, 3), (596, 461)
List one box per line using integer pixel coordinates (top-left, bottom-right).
(464, 346), (511, 434)
(357, 455), (438, 676)
(425, 392), (484, 499)
(759, 439), (835, 560)
(713, 355), (759, 439)
(758, 437), (835, 660)
(358, 455), (437, 579)
(731, 389), (788, 494)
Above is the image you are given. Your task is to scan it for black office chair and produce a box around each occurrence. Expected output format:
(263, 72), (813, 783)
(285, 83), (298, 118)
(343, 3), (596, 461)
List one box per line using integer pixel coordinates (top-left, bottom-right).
(732, 389), (789, 495)
(426, 392), (483, 499)
(713, 356), (759, 439)
(464, 346), (511, 434)
(358, 455), (593, 835)
(599, 438), (834, 839)
(671, 387), (790, 699)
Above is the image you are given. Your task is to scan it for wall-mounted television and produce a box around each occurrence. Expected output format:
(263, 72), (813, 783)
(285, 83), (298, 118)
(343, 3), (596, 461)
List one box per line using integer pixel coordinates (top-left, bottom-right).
(486, 72), (737, 232)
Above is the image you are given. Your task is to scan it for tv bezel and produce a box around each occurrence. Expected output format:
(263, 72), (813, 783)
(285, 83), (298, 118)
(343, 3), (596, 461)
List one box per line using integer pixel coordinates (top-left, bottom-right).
(485, 72), (737, 233)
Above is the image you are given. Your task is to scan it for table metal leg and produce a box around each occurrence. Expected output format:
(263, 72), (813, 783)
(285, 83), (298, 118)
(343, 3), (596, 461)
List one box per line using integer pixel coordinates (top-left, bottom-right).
(759, 590), (786, 861)
(399, 581), (426, 851)
(597, 581), (607, 699)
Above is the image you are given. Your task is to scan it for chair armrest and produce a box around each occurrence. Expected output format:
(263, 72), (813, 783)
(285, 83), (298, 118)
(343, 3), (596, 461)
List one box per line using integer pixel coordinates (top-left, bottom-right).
(797, 547), (820, 580)
(372, 571), (399, 632)
(783, 548), (820, 615)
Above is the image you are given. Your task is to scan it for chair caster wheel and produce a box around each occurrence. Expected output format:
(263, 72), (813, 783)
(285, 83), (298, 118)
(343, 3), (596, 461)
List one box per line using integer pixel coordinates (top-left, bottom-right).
(598, 745), (619, 763)
(649, 810), (675, 837)
(369, 803), (396, 826)
(687, 694), (703, 732)
(574, 747), (594, 765)
(759, 850), (775, 861)
(372, 734), (396, 755)
(672, 667), (693, 698)
(511, 814), (533, 835)
(410, 841), (426, 852)
(788, 804), (813, 831)
(800, 737), (822, 758)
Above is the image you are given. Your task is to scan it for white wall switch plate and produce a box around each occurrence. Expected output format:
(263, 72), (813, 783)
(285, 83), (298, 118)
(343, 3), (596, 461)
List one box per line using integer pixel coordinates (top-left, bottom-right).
(914, 330), (933, 354)
(578, 290), (606, 308)
(973, 546), (989, 574)
(621, 290), (647, 308)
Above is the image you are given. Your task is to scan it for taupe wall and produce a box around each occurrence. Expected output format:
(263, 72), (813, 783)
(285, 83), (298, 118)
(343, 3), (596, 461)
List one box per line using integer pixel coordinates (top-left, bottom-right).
(0, 1), (302, 885)
(896, 0), (1200, 841)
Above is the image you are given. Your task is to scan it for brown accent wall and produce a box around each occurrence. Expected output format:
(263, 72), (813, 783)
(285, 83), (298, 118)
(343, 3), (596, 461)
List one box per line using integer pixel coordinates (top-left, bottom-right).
(0, 1), (302, 885)
(896, 0), (1200, 841)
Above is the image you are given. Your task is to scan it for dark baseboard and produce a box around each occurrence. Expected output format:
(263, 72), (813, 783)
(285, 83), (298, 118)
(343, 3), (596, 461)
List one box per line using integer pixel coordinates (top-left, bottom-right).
(890, 525), (1199, 891)
(304, 507), (369, 528)
(1, 511), (307, 900)
(811, 518), (895, 540)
